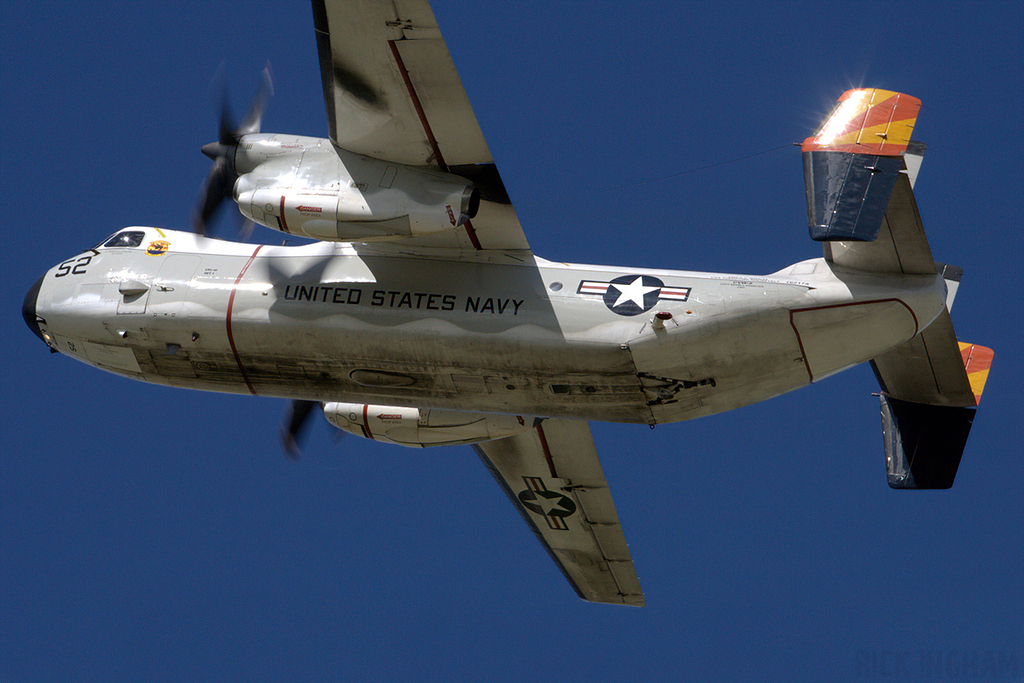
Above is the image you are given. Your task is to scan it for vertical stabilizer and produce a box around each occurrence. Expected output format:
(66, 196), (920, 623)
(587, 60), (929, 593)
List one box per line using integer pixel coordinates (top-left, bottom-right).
(802, 91), (997, 488)
(802, 89), (921, 242)
(874, 321), (994, 489)
(881, 396), (974, 489)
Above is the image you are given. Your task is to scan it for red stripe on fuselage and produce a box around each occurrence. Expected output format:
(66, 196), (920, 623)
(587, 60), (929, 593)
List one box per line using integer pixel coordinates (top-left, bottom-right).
(788, 298), (918, 382)
(362, 403), (374, 440)
(226, 245), (264, 395)
(279, 196), (290, 234)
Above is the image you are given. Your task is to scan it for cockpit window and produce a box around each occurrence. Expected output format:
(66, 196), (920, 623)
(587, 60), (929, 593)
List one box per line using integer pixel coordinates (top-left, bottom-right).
(102, 231), (146, 249)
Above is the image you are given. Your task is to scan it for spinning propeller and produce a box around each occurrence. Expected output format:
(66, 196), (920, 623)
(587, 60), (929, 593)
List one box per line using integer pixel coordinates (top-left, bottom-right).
(194, 65), (274, 237)
(194, 67), (321, 461)
(280, 400), (320, 461)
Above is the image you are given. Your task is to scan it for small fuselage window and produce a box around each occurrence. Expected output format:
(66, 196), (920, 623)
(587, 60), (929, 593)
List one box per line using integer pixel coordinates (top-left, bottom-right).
(102, 231), (146, 249)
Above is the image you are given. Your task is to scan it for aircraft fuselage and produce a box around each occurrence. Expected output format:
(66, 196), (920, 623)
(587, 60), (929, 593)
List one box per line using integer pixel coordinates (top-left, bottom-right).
(25, 227), (946, 426)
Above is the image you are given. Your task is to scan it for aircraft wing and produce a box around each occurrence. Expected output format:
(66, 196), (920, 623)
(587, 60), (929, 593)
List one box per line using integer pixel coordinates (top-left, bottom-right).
(474, 420), (645, 606)
(311, 0), (529, 250)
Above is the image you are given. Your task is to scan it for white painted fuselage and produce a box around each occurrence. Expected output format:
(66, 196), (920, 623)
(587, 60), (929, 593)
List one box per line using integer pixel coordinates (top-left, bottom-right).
(27, 227), (947, 426)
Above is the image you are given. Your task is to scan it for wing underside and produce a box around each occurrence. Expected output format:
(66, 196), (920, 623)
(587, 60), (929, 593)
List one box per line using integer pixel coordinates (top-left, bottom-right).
(311, 0), (529, 250)
(475, 420), (644, 606)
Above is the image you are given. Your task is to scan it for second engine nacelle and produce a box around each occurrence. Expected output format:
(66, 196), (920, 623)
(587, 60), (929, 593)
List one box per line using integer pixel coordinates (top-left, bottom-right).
(323, 402), (537, 448)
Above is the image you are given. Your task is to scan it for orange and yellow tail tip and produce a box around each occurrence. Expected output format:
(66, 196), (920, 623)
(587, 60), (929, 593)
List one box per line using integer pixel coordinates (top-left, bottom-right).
(958, 342), (994, 406)
(802, 88), (921, 157)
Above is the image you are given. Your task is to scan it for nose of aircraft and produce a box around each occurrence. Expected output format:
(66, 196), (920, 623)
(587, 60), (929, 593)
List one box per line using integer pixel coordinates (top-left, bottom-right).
(23, 274), (46, 344)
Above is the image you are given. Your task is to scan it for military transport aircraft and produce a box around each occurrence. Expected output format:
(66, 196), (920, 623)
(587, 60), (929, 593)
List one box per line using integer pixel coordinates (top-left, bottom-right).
(22, 0), (993, 606)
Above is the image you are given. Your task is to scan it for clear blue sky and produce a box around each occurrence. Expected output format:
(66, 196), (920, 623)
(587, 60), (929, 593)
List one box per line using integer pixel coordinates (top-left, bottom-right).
(3, 1), (1021, 681)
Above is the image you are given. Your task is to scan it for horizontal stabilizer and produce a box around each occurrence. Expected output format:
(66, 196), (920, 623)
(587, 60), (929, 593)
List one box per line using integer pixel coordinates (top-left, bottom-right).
(871, 308), (976, 407)
(803, 89), (921, 242)
(880, 395), (975, 489)
(803, 152), (903, 241)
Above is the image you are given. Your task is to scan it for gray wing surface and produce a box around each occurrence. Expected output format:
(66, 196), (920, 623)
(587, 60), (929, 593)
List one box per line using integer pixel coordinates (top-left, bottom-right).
(311, 0), (528, 250)
(474, 419), (644, 606)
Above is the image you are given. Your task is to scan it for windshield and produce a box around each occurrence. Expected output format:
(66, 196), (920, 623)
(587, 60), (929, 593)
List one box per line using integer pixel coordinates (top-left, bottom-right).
(100, 230), (146, 249)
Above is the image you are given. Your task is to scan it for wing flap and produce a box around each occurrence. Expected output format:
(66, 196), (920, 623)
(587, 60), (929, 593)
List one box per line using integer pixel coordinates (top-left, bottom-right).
(475, 420), (644, 606)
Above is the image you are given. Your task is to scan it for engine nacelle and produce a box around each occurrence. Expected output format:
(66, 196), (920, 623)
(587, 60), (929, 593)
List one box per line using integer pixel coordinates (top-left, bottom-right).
(233, 135), (479, 242)
(323, 402), (537, 448)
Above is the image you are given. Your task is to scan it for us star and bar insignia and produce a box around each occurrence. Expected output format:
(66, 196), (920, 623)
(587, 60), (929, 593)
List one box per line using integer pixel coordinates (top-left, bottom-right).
(517, 477), (577, 530)
(577, 275), (691, 316)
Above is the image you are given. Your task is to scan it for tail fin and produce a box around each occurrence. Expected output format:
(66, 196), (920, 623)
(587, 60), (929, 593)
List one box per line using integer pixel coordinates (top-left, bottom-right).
(803, 89), (935, 275)
(873, 311), (994, 489)
(880, 397), (974, 489)
(804, 89), (994, 488)
(802, 89), (921, 243)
